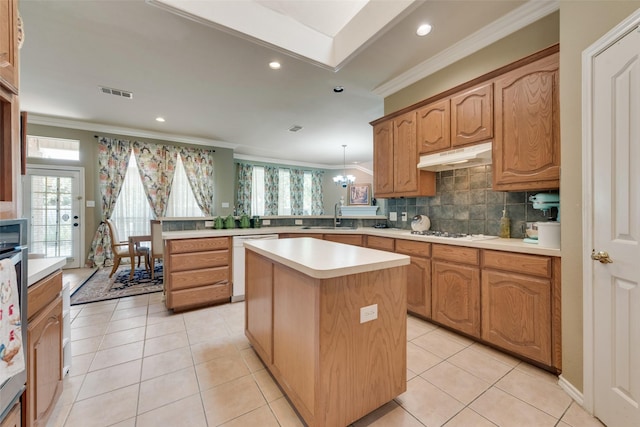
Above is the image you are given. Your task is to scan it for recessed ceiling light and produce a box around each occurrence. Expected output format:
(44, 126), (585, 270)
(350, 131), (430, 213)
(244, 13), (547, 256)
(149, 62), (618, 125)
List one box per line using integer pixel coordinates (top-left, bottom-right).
(333, 86), (344, 93)
(288, 125), (303, 132)
(269, 61), (281, 70)
(155, 117), (165, 122)
(416, 24), (432, 36)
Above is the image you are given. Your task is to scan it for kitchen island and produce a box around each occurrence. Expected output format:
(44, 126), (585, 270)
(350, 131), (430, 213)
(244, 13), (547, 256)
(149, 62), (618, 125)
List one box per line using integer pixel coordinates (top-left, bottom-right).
(244, 238), (410, 427)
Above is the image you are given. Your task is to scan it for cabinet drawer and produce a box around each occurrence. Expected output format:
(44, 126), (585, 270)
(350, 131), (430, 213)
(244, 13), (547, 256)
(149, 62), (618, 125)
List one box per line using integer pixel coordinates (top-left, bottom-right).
(169, 237), (229, 254)
(170, 266), (229, 291)
(27, 270), (62, 320)
(483, 250), (552, 278)
(395, 239), (431, 258)
(432, 244), (478, 265)
(366, 236), (395, 252)
(169, 250), (229, 272)
(168, 282), (230, 310)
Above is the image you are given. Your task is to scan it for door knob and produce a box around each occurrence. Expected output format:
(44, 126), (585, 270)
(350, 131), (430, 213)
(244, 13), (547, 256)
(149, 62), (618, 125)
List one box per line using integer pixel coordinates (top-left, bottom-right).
(591, 250), (613, 264)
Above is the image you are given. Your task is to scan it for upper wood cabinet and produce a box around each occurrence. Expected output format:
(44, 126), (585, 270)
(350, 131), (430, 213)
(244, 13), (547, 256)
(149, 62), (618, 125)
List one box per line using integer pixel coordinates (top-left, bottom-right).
(373, 112), (435, 198)
(418, 82), (493, 155)
(451, 82), (493, 147)
(0, 0), (19, 217)
(417, 99), (450, 154)
(0, 0), (19, 93)
(493, 52), (560, 191)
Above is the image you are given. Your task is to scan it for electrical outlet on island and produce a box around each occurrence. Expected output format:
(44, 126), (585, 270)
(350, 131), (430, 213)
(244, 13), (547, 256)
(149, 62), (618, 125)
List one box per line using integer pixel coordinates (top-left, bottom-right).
(360, 304), (378, 323)
(295, 219), (303, 225)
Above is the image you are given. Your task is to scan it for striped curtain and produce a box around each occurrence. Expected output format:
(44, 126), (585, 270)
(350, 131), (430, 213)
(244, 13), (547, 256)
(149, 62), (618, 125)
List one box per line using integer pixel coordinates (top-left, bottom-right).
(236, 163), (253, 215)
(180, 147), (216, 216)
(290, 169), (305, 215)
(87, 137), (132, 267)
(264, 166), (279, 215)
(132, 141), (178, 218)
(311, 170), (325, 215)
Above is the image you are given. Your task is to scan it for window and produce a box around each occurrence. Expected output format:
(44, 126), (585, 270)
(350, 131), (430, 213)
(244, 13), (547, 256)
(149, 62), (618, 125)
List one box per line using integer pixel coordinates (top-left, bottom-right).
(250, 166), (265, 216)
(165, 155), (205, 217)
(278, 169), (291, 215)
(110, 153), (154, 239)
(27, 135), (80, 160)
(112, 154), (205, 239)
(249, 166), (316, 216)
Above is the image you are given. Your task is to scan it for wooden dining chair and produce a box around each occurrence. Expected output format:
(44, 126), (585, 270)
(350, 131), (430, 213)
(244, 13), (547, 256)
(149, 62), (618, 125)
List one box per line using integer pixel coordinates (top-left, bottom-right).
(105, 219), (150, 279)
(150, 220), (163, 279)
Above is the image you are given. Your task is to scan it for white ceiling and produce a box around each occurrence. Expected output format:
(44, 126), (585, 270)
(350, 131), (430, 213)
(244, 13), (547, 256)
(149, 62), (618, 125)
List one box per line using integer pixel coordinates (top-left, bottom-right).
(18, 0), (556, 170)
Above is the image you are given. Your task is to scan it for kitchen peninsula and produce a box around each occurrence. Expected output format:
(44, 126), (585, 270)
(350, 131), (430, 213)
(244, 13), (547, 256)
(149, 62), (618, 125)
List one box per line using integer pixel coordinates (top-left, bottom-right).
(244, 237), (409, 427)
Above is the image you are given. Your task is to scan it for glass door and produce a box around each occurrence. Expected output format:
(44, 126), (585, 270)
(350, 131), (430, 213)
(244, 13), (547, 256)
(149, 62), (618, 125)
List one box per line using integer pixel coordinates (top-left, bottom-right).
(23, 167), (82, 268)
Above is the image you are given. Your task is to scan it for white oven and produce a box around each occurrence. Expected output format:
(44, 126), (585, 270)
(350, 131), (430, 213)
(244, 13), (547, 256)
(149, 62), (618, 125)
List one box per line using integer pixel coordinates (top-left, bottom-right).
(232, 234), (278, 302)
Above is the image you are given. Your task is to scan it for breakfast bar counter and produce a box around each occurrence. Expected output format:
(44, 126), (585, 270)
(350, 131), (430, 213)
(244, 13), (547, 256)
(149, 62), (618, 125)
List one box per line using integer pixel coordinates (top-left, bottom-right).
(244, 238), (410, 427)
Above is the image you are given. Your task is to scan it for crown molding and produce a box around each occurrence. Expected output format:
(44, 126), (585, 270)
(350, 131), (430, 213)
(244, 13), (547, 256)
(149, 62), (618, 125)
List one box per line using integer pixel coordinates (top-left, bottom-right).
(26, 113), (239, 150)
(372, 0), (560, 97)
(234, 153), (373, 175)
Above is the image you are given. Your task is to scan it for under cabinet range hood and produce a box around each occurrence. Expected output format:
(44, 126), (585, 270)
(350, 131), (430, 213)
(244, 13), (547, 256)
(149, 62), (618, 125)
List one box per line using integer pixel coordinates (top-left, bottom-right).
(417, 142), (492, 172)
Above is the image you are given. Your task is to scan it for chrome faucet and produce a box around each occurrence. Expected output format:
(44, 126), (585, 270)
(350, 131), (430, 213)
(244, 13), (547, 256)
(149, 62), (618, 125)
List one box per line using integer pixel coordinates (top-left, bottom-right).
(334, 203), (342, 227)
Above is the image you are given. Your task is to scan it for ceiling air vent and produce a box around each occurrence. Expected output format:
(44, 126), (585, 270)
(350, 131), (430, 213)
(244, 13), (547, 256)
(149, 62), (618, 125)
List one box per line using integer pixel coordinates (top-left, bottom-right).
(99, 86), (133, 99)
(288, 125), (303, 132)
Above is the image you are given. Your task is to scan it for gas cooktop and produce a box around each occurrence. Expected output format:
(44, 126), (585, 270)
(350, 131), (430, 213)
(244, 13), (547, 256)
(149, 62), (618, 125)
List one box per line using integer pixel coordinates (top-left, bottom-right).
(409, 230), (498, 241)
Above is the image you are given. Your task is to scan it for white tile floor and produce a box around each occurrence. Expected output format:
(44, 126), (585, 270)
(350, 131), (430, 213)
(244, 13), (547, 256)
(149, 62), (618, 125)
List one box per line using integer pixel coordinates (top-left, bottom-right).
(46, 293), (606, 427)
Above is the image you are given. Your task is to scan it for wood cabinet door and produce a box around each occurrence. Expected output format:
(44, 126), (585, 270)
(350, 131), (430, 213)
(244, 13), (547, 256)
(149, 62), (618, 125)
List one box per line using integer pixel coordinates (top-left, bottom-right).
(0, 401), (20, 427)
(0, 0), (18, 93)
(406, 256), (431, 318)
(481, 270), (552, 365)
(393, 111), (419, 194)
(451, 82), (493, 147)
(27, 297), (63, 427)
(432, 261), (480, 337)
(245, 250), (274, 365)
(417, 99), (450, 154)
(493, 52), (560, 191)
(373, 120), (394, 195)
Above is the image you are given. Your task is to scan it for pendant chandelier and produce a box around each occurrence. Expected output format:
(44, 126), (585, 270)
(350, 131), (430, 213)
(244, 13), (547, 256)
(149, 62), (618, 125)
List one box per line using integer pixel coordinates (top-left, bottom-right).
(333, 144), (356, 188)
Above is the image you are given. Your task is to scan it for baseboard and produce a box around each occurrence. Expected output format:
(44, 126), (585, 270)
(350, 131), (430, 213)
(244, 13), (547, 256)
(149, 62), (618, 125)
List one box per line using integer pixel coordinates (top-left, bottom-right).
(558, 375), (584, 406)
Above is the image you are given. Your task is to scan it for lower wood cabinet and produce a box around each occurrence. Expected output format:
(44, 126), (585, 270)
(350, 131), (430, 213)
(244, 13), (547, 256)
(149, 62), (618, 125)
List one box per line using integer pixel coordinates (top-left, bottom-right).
(0, 401), (20, 427)
(481, 250), (561, 368)
(244, 250), (273, 366)
(395, 240), (431, 318)
(26, 271), (63, 427)
(323, 234), (363, 246)
(431, 245), (481, 338)
(164, 237), (231, 311)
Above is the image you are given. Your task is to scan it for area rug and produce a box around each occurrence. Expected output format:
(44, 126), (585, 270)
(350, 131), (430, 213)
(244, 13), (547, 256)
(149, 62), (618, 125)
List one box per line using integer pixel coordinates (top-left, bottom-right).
(70, 264), (163, 305)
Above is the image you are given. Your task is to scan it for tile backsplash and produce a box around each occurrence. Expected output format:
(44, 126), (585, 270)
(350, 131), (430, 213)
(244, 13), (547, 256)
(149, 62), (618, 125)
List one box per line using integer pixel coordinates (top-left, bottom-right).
(379, 165), (559, 238)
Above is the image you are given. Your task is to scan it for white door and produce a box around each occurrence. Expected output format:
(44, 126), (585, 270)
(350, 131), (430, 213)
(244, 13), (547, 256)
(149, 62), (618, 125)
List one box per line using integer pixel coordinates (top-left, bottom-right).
(23, 166), (83, 268)
(590, 25), (640, 427)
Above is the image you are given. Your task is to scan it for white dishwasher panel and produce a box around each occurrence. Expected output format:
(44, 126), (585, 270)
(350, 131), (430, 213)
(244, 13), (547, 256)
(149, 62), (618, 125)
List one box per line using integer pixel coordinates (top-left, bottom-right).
(232, 234), (278, 302)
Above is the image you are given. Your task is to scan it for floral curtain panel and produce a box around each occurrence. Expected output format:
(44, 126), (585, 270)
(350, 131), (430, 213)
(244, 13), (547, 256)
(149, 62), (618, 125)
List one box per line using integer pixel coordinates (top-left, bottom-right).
(311, 170), (324, 215)
(236, 163), (253, 215)
(133, 141), (178, 218)
(264, 165), (279, 215)
(180, 147), (215, 216)
(87, 137), (132, 267)
(290, 169), (305, 215)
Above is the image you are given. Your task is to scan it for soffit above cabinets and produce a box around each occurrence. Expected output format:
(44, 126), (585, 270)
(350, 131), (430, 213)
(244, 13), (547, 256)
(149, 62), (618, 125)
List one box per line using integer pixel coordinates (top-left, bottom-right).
(147, 0), (419, 71)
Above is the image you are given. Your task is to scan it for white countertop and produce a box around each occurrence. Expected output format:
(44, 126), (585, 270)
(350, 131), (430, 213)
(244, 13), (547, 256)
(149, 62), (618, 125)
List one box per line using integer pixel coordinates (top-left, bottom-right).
(28, 257), (66, 286)
(245, 237), (410, 279)
(163, 226), (561, 257)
